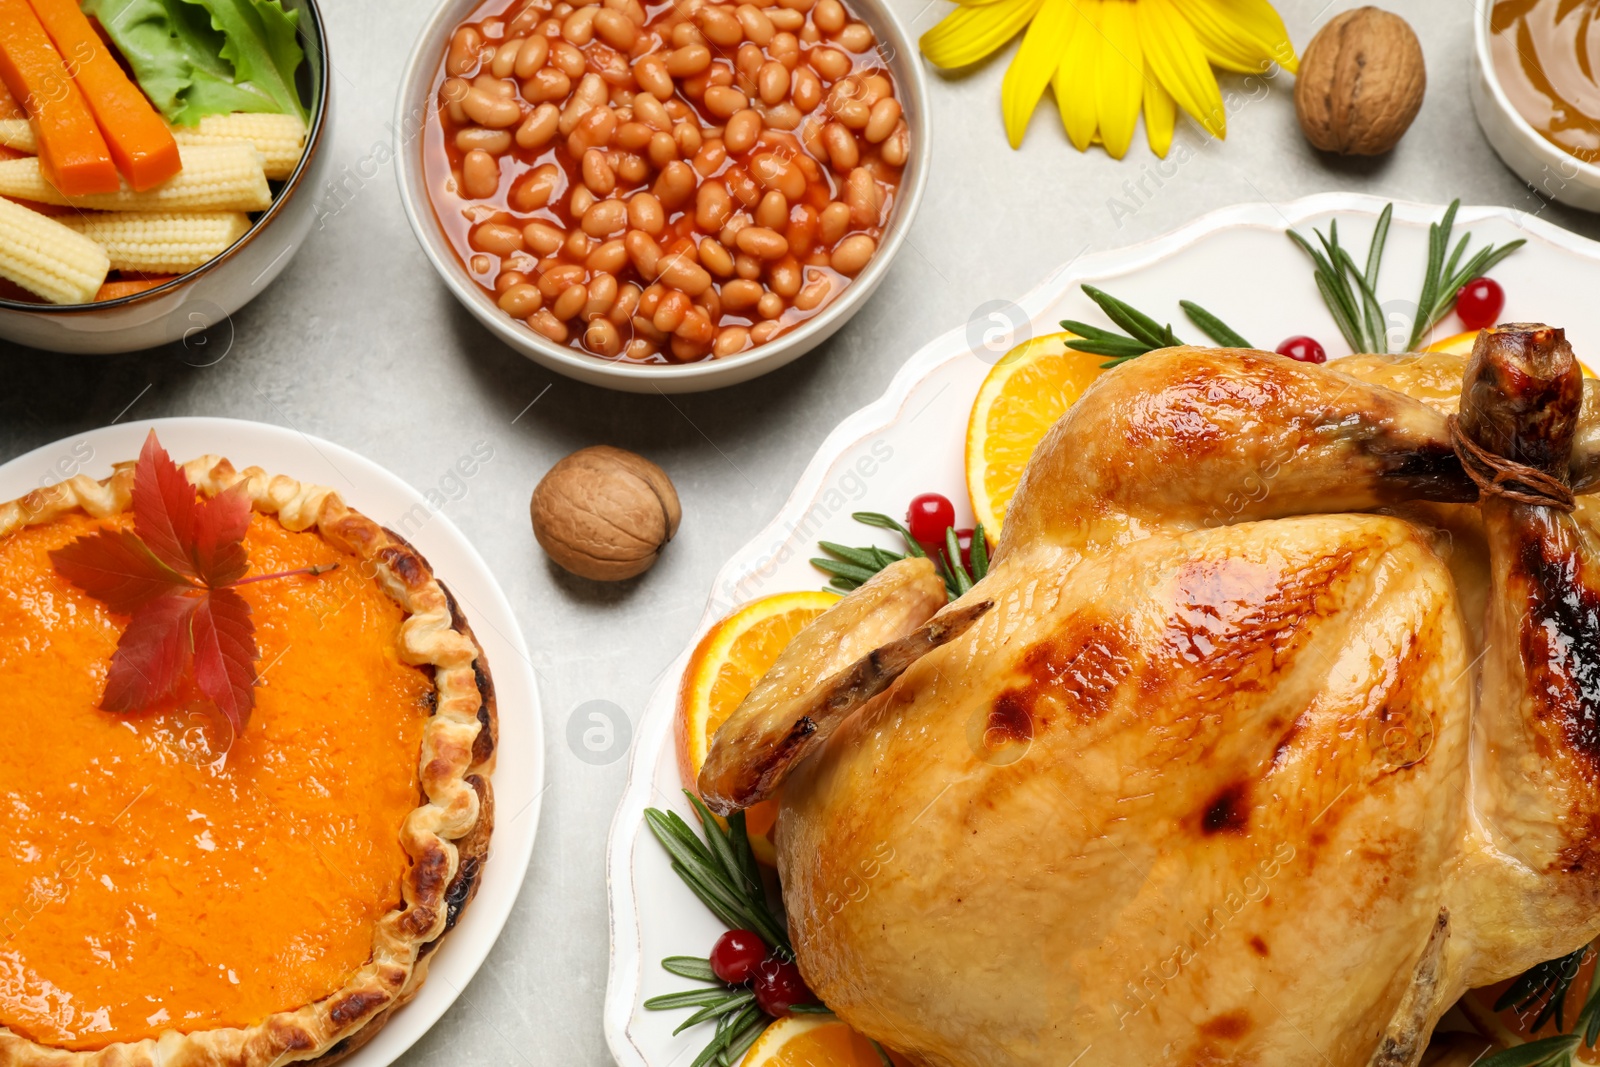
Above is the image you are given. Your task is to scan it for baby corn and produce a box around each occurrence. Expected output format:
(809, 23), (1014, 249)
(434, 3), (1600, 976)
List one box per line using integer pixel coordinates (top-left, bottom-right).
(172, 113), (306, 180)
(59, 211), (252, 274)
(0, 118), (35, 153)
(0, 197), (109, 305)
(0, 144), (270, 211)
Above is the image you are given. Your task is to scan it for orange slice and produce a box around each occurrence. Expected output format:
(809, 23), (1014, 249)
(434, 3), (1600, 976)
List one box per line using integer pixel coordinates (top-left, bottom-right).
(1424, 330), (1481, 356)
(677, 590), (840, 865)
(740, 1015), (904, 1067)
(966, 331), (1106, 542)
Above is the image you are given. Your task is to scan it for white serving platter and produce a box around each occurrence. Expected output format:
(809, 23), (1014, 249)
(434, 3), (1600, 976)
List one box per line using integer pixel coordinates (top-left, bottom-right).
(0, 416), (543, 1067)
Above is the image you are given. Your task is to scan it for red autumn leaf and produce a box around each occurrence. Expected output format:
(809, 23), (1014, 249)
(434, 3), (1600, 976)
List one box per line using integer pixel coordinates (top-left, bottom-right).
(192, 587), (257, 735)
(101, 592), (199, 712)
(49, 430), (334, 740)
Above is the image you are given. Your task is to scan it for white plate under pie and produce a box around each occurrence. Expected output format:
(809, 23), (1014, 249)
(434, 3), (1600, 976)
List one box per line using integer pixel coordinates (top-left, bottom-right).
(0, 416), (544, 1067)
(602, 193), (1600, 1067)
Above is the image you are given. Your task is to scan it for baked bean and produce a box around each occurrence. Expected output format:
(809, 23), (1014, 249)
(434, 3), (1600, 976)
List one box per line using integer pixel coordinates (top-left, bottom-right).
(723, 165), (762, 208)
(568, 105), (618, 151)
(861, 73), (892, 104)
(665, 43), (711, 76)
(822, 122), (859, 170)
(625, 229), (664, 275)
(617, 120), (654, 149)
(835, 98), (870, 130)
(794, 273), (831, 310)
(576, 148), (614, 195)
(457, 126), (513, 154)
(464, 86), (522, 127)
(628, 191), (666, 233)
(733, 251), (762, 278)
(582, 198), (627, 236)
(560, 73), (607, 134)
(735, 4), (774, 44)
(696, 181), (733, 229)
(779, 0), (815, 10)
(637, 284), (662, 317)
(844, 167), (880, 226)
(784, 205), (818, 255)
(584, 317), (623, 356)
(799, 117), (826, 158)
(658, 251), (714, 294)
(472, 221), (525, 255)
(819, 200), (850, 244)
(757, 291), (783, 318)
(653, 290), (691, 332)
(673, 121), (704, 156)
(676, 308), (716, 344)
(756, 190), (788, 228)
(510, 163), (561, 211)
(754, 60), (789, 105)
(706, 64), (735, 89)
(769, 9), (804, 31)
(586, 238), (628, 272)
(749, 319), (781, 343)
(623, 337), (660, 360)
(750, 152), (806, 200)
(448, 25), (483, 75)
(698, 236), (735, 276)
(553, 281), (590, 319)
(697, 286), (723, 320)
(882, 120), (908, 165)
(770, 32), (800, 66)
(692, 138), (729, 176)
(610, 283), (642, 325)
(562, 5), (597, 44)
(570, 184), (596, 216)
(791, 149), (822, 183)
(720, 278), (762, 308)
(515, 34), (550, 77)
(724, 109), (763, 153)
(441, 78), (471, 124)
(654, 160), (697, 207)
(814, 0), (844, 31)
(514, 103), (560, 148)
(697, 5), (743, 46)
(671, 21), (703, 48)
(538, 263), (588, 298)
(462, 149), (500, 198)
(585, 272), (619, 316)
(799, 21), (821, 43)
(491, 37), (523, 78)
(671, 335), (711, 360)
(736, 42), (764, 81)
(790, 67), (822, 112)
(644, 131), (676, 169)
(522, 67), (572, 102)
(551, 40), (587, 77)
(495, 269), (528, 293)
(704, 85), (749, 119)
(634, 92), (672, 131)
(768, 256), (802, 296)
(810, 46), (850, 80)
(530, 309), (570, 342)
(736, 225), (788, 259)
(865, 97), (900, 143)
(713, 325), (750, 357)
(499, 283), (544, 316)
(565, 228), (593, 258)
(837, 21), (873, 51)
(632, 58), (670, 100)
(831, 233), (875, 275)
(594, 8), (638, 49)
(524, 221), (566, 255)
(507, 4), (542, 35)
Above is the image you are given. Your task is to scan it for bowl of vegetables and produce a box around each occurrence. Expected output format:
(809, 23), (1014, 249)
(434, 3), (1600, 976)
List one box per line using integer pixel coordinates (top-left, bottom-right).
(0, 0), (330, 355)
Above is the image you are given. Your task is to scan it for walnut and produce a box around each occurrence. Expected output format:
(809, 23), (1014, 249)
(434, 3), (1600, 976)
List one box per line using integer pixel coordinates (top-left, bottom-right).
(1294, 7), (1426, 156)
(530, 446), (682, 581)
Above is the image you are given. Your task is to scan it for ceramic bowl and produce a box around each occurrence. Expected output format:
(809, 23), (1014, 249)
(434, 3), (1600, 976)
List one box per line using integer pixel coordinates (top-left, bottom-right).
(0, 0), (334, 356)
(1472, 0), (1600, 212)
(394, 0), (930, 394)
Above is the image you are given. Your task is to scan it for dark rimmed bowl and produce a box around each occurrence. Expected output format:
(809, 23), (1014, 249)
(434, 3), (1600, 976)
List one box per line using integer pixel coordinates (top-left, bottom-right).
(0, 0), (333, 355)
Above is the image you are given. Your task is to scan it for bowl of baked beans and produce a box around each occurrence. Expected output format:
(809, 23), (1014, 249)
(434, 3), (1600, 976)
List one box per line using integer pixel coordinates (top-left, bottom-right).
(395, 0), (927, 392)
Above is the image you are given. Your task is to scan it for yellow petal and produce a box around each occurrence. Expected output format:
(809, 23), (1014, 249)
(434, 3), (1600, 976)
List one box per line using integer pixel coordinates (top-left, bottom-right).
(1136, 0), (1225, 139)
(1142, 59), (1176, 156)
(1051, 0), (1101, 151)
(1170, 0), (1297, 74)
(920, 0), (1045, 69)
(1093, 0), (1143, 159)
(1002, 0), (1078, 147)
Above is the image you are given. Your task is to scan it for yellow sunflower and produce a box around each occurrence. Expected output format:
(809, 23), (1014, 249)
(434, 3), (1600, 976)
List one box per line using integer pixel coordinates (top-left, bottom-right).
(920, 0), (1298, 157)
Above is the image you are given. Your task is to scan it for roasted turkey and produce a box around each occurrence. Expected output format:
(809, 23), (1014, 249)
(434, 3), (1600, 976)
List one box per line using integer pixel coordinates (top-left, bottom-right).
(700, 324), (1600, 1067)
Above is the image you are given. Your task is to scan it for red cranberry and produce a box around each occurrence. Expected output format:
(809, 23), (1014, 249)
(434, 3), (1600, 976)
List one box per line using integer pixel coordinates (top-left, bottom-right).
(1456, 277), (1505, 330)
(906, 493), (955, 554)
(752, 955), (816, 1017)
(710, 930), (767, 985)
(1275, 336), (1327, 364)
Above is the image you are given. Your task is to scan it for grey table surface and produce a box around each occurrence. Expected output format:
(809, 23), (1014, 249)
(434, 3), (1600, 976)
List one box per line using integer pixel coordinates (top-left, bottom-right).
(0, 0), (1592, 1061)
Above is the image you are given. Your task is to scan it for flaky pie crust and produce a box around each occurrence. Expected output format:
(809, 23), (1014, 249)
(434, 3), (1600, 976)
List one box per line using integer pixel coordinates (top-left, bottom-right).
(0, 454), (498, 1067)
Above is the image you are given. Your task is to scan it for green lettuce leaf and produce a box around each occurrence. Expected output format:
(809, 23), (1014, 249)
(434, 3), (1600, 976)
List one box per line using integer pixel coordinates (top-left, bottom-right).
(81, 0), (305, 125)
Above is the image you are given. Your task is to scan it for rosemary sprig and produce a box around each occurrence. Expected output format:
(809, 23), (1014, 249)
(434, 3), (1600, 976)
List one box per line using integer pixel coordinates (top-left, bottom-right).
(1287, 204), (1391, 354)
(813, 511), (988, 598)
(1480, 941), (1600, 1066)
(1061, 285), (1253, 368)
(1405, 199), (1525, 351)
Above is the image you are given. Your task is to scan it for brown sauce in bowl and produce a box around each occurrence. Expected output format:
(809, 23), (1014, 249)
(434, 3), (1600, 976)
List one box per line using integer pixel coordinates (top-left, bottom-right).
(1492, 0), (1600, 161)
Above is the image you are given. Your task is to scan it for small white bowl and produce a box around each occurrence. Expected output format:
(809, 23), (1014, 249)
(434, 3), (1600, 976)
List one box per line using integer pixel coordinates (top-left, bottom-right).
(1472, 0), (1600, 212)
(394, 0), (929, 394)
(0, 0), (334, 355)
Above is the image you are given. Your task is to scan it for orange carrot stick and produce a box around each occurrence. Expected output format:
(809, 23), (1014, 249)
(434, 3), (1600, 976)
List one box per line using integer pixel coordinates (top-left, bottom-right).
(0, 0), (116, 196)
(25, 0), (180, 191)
(96, 275), (177, 301)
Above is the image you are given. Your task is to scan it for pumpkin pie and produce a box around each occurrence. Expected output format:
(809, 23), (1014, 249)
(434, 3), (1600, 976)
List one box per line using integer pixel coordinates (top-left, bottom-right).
(0, 453), (496, 1067)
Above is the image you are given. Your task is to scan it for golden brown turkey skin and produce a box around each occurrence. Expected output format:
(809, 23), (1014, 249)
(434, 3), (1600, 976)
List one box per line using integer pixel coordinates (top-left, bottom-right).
(706, 328), (1600, 1067)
